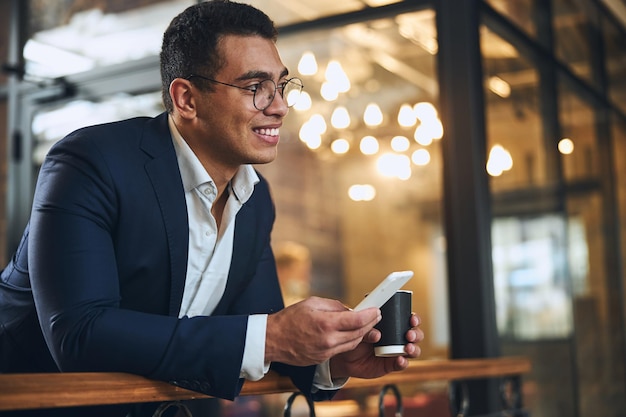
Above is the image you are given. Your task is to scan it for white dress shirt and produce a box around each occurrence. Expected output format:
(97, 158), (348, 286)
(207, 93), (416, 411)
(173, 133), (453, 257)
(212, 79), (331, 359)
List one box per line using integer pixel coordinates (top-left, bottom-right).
(169, 116), (344, 389)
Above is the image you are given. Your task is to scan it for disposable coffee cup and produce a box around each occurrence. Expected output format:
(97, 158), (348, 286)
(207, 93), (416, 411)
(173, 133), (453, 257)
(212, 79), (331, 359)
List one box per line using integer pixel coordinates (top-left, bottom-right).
(374, 290), (412, 357)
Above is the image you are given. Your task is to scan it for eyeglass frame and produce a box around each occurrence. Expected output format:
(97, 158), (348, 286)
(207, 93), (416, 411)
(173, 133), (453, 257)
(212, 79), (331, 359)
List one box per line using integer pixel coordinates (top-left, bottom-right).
(184, 74), (304, 111)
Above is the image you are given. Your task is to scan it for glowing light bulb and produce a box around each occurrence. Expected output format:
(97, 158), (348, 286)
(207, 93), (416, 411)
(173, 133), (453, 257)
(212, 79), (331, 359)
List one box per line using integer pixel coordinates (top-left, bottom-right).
(298, 51), (318, 76)
(360, 135), (379, 155)
(413, 102), (438, 121)
(320, 81), (339, 101)
(325, 60), (350, 93)
(305, 135), (322, 150)
(486, 144), (513, 176)
(414, 124), (433, 146)
(558, 138), (574, 154)
(364, 103), (383, 127)
(331, 138), (350, 154)
(411, 149), (430, 166)
(299, 114), (327, 145)
(397, 104), (416, 127)
(293, 91), (312, 111)
(377, 153), (411, 180)
(331, 106), (351, 129)
(348, 184), (376, 201)
(391, 136), (410, 152)
(488, 76), (511, 98)
(308, 113), (327, 134)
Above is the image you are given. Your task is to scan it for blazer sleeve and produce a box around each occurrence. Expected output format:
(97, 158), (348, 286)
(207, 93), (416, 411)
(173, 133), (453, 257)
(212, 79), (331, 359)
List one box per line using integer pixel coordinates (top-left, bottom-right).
(27, 120), (251, 400)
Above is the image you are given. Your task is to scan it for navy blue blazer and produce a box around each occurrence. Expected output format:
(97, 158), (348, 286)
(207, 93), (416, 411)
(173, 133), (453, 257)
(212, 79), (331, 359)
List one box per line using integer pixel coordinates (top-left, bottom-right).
(0, 113), (324, 404)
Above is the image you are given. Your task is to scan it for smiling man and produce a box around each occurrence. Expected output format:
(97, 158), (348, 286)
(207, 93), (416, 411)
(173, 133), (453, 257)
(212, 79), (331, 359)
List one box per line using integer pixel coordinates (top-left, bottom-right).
(0, 1), (423, 416)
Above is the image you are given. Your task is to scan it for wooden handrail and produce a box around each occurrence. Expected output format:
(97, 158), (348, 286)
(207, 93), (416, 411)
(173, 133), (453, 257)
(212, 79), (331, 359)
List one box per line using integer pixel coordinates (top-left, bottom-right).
(0, 357), (531, 411)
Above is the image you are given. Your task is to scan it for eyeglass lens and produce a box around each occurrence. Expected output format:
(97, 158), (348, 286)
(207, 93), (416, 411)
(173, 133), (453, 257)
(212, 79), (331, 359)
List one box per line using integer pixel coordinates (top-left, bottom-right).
(254, 79), (303, 110)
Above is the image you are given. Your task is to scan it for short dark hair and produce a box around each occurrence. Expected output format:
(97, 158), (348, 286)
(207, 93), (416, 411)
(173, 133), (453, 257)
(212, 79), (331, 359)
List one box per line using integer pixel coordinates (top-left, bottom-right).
(160, 0), (278, 113)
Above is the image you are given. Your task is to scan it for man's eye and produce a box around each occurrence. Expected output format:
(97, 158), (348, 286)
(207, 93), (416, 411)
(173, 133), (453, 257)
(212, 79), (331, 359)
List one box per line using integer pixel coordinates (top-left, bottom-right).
(246, 83), (262, 92)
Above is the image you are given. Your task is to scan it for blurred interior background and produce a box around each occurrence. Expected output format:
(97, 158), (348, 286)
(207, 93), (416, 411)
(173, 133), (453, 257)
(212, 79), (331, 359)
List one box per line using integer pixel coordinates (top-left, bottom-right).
(1, 0), (626, 416)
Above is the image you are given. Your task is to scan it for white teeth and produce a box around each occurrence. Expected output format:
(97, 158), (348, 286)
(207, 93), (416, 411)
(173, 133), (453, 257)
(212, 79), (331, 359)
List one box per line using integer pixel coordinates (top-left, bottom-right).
(256, 128), (279, 136)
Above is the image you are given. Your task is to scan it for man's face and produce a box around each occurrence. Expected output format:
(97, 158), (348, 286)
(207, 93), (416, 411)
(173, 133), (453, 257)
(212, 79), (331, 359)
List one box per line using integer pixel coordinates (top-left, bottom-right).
(189, 35), (291, 173)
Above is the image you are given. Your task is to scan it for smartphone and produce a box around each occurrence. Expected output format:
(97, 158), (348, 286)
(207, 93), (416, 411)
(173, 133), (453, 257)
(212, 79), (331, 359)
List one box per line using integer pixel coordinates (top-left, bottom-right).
(353, 270), (414, 311)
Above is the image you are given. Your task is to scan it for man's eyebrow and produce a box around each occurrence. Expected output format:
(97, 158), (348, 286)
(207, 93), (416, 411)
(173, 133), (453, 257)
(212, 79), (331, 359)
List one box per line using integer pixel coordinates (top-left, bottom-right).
(236, 68), (290, 81)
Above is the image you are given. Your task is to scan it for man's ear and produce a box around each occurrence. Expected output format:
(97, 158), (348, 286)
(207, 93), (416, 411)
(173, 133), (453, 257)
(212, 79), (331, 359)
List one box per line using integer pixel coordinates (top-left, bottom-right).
(169, 78), (197, 119)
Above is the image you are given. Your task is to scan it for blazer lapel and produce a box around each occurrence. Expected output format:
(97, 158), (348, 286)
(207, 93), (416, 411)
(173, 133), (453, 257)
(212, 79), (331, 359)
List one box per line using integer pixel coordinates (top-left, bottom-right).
(212, 201), (258, 315)
(141, 113), (189, 316)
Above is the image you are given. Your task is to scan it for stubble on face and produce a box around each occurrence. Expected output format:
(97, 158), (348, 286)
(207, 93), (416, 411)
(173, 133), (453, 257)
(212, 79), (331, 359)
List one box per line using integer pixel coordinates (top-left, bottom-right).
(189, 35), (290, 179)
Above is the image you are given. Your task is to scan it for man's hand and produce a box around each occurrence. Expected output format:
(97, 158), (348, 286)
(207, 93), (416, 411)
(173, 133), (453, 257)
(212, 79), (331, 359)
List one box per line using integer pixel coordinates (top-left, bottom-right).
(265, 297), (381, 366)
(329, 313), (423, 379)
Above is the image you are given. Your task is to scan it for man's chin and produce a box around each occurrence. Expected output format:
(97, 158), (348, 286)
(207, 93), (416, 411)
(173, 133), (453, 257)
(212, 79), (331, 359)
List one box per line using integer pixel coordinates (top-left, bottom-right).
(252, 149), (279, 165)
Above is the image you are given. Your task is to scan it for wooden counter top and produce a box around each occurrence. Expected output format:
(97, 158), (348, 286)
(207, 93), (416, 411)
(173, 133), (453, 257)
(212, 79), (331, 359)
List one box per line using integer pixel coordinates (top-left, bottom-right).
(0, 356), (531, 411)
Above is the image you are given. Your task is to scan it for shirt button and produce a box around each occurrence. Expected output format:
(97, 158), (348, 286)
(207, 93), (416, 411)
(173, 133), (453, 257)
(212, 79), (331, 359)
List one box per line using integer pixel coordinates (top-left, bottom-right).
(204, 188), (212, 195)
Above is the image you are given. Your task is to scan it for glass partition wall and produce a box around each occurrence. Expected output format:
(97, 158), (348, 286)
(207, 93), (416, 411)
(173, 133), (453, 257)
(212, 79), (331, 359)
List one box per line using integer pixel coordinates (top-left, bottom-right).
(482, 1), (626, 416)
(7, 0), (626, 416)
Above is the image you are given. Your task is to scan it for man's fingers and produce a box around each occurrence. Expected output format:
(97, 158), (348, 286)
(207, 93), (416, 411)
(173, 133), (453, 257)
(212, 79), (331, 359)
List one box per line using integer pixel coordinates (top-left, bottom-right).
(331, 307), (381, 331)
(364, 328), (381, 343)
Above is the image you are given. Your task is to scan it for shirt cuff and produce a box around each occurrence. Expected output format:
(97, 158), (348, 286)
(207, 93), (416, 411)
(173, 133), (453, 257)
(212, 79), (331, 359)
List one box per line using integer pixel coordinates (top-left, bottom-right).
(239, 315), (348, 391)
(312, 360), (349, 391)
(239, 314), (270, 381)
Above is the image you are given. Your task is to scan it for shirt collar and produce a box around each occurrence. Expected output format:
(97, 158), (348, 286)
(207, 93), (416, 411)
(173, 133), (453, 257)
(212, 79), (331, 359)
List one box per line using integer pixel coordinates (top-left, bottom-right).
(168, 115), (259, 203)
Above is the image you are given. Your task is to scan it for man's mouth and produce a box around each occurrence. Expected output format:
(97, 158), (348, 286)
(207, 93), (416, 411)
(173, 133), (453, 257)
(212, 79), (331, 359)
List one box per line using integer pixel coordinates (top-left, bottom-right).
(254, 127), (280, 137)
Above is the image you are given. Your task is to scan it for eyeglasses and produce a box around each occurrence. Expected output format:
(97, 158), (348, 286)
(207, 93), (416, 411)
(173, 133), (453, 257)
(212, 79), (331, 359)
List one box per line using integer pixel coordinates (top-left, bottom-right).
(185, 74), (304, 111)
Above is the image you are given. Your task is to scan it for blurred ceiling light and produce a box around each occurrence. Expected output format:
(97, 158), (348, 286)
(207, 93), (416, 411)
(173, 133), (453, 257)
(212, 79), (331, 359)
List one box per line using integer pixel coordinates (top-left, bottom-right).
(391, 135), (410, 152)
(286, 88), (304, 108)
(331, 138), (350, 154)
(308, 114), (327, 134)
(377, 153), (412, 180)
(293, 91), (312, 111)
(488, 76), (511, 98)
(397, 104), (416, 127)
(348, 184), (376, 202)
(486, 144), (513, 176)
(411, 149), (431, 166)
(299, 114), (327, 145)
(558, 138), (574, 154)
(413, 102), (438, 121)
(305, 135), (322, 150)
(414, 125), (433, 146)
(364, 103), (383, 127)
(299, 124), (318, 144)
(298, 51), (318, 76)
(424, 118), (444, 140)
(360, 135), (380, 155)
(331, 106), (351, 129)
(325, 60), (351, 93)
(320, 81), (339, 101)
